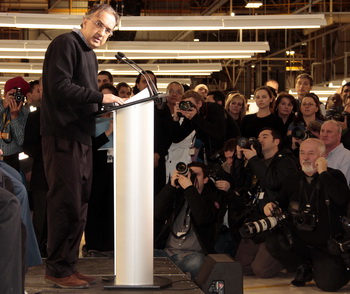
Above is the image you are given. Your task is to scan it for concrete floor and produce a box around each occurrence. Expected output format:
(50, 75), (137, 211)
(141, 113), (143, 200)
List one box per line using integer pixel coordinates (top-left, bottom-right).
(25, 257), (350, 294)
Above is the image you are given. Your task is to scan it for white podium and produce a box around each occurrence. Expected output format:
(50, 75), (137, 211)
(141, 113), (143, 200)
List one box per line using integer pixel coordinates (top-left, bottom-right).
(103, 89), (171, 289)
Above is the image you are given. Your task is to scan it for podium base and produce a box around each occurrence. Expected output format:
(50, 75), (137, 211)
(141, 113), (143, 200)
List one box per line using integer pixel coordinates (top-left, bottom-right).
(103, 276), (172, 290)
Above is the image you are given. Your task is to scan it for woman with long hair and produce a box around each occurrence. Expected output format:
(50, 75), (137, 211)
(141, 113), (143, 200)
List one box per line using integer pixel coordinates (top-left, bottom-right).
(225, 92), (247, 127)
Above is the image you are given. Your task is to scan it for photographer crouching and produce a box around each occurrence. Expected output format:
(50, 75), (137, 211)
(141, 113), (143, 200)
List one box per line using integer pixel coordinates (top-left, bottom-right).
(264, 138), (350, 291)
(233, 128), (298, 278)
(154, 162), (223, 278)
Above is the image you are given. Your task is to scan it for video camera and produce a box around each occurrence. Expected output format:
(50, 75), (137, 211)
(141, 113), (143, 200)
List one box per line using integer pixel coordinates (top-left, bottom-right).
(239, 208), (287, 238)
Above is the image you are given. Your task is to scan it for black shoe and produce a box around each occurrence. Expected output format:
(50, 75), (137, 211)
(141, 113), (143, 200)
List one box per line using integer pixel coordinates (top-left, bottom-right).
(291, 263), (313, 287)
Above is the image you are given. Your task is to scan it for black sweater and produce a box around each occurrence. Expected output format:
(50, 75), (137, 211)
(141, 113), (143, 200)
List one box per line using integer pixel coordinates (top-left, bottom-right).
(41, 31), (103, 145)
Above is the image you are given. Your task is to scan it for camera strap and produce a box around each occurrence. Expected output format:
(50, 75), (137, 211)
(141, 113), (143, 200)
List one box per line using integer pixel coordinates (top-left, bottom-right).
(170, 203), (192, 239)
(299, 176), (319, 213)
(1, 108), (12, 144)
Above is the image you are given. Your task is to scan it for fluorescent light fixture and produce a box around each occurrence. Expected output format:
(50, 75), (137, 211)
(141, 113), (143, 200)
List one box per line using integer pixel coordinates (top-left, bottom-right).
(0, 62), (222, 76)
(0, 40), (266, 60)
(0, 13), (326, 31)
(0, 51), (252, 60)
(0, 13), (82, 29)
(328, 79), (347, 88)
(289, 87), (336, 101)
(245, 2), (263, 8)
(119, 14), (326, 31)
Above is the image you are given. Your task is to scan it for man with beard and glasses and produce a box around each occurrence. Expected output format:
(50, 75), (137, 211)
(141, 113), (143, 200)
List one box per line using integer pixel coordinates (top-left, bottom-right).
(263, 138), (350, 292)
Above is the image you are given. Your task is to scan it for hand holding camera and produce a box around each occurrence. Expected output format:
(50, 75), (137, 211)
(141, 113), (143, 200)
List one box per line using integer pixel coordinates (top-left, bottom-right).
(236, 143), (257, 160)
(171, 162), (196, 189)
(176, 100), (197, 120)
(5, 88), (24, 119)
(264, 202), (281, 217)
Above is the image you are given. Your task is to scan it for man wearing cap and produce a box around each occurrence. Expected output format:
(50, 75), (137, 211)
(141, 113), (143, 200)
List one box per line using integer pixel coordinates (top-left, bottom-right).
(0, 76), (30, 171)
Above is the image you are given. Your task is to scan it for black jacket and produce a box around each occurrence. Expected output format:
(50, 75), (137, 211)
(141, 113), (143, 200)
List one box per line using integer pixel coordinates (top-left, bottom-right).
(276, 168), (350, 245)
(41, 31), (103, 145)
(171, 102), (227, 158)
(154, 183), (222, 254)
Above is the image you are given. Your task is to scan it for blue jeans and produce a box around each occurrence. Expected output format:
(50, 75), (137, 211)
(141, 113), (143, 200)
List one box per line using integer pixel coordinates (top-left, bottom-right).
(154, 249), (206, 278)
(0, 162), (42, 267)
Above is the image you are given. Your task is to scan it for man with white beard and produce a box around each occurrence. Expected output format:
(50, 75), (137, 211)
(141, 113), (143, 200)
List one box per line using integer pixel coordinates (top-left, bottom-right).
(263, 138), (350, 292)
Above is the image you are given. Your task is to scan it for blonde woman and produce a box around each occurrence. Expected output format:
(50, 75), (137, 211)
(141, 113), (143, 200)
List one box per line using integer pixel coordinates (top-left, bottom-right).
(225, 92), (247, 127)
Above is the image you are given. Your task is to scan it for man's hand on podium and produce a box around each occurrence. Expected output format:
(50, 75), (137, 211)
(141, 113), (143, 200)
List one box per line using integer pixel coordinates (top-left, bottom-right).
(102, 94), (125, 105)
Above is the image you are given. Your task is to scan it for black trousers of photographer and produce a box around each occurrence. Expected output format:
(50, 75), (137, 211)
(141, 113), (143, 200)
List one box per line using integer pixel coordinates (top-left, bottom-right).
(266, 231), (350, 292)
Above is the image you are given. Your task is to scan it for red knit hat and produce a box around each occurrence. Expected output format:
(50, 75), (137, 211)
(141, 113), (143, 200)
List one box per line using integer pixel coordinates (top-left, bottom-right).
(4, 76), (30, 96)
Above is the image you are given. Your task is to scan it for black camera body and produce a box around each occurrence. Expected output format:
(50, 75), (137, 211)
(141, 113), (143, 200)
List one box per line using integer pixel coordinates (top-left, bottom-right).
(177, 101), (196, 117)
(291, 127), (317, 141)
(325, 106), (350, 122)
(179, 101), (195, 111)
(289, 201), (317, 231)
(11, 88), (25, 104)
(237, 137), (262, 157)
(328, 217), (350, 267)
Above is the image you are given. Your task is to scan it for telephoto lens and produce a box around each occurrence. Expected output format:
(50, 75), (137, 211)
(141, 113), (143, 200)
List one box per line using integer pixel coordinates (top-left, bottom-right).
(239, 216), (279, 238)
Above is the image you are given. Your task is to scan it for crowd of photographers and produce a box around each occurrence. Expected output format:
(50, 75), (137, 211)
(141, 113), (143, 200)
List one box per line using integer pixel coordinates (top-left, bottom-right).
(154, 76), (350, 291)
(4, 71), (350, 291)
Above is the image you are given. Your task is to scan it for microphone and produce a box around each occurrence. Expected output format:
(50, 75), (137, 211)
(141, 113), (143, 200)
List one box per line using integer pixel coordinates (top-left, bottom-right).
(115, 52), (158, 96)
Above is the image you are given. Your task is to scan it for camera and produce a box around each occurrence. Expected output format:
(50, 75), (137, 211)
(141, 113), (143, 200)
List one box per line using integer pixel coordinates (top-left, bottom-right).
(11, 88), (25, 104)
(291, 127), (317, 141)
(237, 137), (262, 157)
(289, 201), (317, 231)
(174, 162), (196, 186)
(178, 101), (195, 111)
(177, 101), (196, 118)
(325, 105), (350, 122)
(239, 209), (287, 238)
(210, 151), (225, 165)
(328, 217), (350, 267)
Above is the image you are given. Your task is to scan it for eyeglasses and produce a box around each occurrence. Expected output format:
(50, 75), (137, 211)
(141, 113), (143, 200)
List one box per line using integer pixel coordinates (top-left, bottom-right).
(168, 90), (183, 95)
(87, 18), (114, 37)
(301, 103), (316, 107)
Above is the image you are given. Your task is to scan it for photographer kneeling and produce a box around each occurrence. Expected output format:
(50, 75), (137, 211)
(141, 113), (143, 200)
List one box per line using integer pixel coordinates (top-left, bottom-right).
(264, 138), (350, 291)
(154, 162), (223, 278)
(233, 128), (298, 278)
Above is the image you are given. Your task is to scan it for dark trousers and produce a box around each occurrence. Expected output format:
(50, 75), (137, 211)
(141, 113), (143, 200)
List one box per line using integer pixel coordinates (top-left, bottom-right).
(266, 231), (350, 292)
(0, 187), (23, 294)
(42, 136), (92, 277)
(85, 162), (114, 252)
(32, 189), (48, 256)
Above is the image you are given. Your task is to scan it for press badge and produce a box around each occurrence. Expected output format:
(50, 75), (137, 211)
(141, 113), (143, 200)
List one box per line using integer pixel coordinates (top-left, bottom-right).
(258, 192), (265, 199)
(188, 147), (195, 156)
(107, 149), (113, 163)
